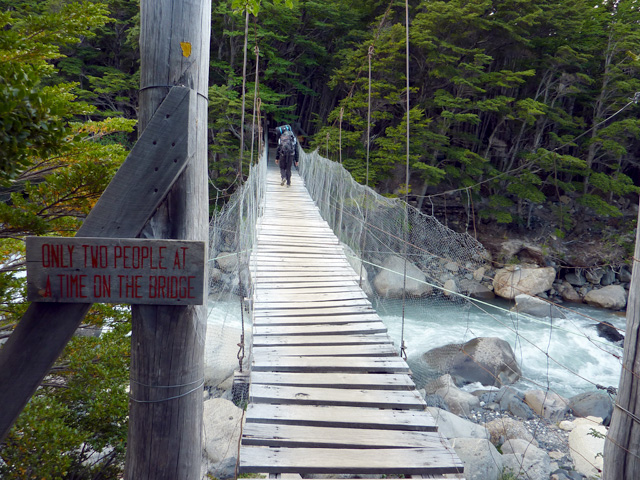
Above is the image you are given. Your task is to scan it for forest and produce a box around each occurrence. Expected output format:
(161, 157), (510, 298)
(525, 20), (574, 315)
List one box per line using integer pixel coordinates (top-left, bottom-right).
(0, 0), (639, 477)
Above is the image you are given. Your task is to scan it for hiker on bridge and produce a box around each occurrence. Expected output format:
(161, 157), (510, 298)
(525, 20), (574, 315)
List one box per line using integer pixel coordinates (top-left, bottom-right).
(275, 127), (298, 187)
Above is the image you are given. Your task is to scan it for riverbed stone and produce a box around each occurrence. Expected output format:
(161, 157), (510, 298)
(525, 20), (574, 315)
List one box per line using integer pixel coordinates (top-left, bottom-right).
(202, 398), (244, 477)
(425, 374), (480, 415)
(497, 387), (535, 420)
(524, 390), (569, 422)
(501, 439), (552, 480)
(373, 255), (432, 298)
(565, 271), (586, 287)
(424, 337), (521, 387)
(493, 266), (556, 300)
(596, 321), (624, 343)
(583, 284), (627, 310)
(342, 243), (373, 297)
(451, 438), (503, 480)
(569, 391), (613, 426)
(483, 417), (538, 447)
(558, 281), (582, 303)
(216, 251), (239, 273)
(459, 278), (495, 300)
(426, 407), (490, 440)
(511, 294), (566, 318)
(568, 417), (606, 478)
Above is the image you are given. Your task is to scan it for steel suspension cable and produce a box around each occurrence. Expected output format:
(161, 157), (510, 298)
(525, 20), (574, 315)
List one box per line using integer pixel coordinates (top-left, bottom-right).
(400, 0), (410, 360)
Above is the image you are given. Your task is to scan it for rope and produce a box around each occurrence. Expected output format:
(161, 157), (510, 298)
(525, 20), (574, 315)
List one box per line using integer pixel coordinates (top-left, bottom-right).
(129, 379), (205, 404)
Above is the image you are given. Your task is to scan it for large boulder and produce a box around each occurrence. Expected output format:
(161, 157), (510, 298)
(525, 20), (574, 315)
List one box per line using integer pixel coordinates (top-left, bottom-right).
(569, 391), (614, 426)
(584, 285), (627, 310)
(451, 438), (503, 480)
(423, 337), (522, 387)
(424, 374), (480, 416)
(568, 417), (606, 478)
(373, 255), (432, 298)
(511, 294), (566, 318)
(205, 321), (246, 388)
(523, 390), (569, 422)
(426, 407), (490, 440)
(216, 252), (239, 273)
(202, 398), (244, 479)
(501, 438), (552, 480)
(493, 266), (556, 300)
(557, 281), (582, 303)
(596, 321), (624, 343)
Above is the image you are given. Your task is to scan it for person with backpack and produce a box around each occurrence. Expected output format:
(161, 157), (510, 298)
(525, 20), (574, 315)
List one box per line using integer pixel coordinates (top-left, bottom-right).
(275, 130), (298, 186)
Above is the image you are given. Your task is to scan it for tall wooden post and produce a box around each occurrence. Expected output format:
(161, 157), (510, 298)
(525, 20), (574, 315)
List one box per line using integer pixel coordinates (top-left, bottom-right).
(603, 201), (640, 479)
(124, 0), (211, 478)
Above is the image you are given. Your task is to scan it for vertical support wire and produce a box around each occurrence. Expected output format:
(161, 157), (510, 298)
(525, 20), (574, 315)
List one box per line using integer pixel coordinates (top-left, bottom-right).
(359, 45), (375, 289)
(400, 0), (411, 360)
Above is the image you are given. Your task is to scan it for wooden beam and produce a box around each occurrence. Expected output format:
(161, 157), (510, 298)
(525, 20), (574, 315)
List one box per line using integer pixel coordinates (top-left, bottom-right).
(124, 0), (211, 478)
(0, 87), (194, 442)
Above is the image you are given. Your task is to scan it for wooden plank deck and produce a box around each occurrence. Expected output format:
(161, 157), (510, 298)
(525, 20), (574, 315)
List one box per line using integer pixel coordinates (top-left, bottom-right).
(239, 163), (464, 477)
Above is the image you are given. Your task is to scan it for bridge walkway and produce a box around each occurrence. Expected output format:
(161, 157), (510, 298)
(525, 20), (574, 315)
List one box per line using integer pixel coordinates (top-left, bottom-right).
(239, 161), (464, 478)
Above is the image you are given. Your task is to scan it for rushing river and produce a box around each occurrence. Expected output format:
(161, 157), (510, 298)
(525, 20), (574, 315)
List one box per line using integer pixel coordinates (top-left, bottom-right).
(207, 296), (625, 399)
(375, 297), (625, 398)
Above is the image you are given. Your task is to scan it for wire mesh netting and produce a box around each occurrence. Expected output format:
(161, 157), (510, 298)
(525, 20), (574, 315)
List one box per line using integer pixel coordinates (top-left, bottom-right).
(206, 144), (624, 478)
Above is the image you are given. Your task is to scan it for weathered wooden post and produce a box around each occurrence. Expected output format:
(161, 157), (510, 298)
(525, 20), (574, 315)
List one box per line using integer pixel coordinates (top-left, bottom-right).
(603, 200), (640, 479)
(124, 0), (211, 478)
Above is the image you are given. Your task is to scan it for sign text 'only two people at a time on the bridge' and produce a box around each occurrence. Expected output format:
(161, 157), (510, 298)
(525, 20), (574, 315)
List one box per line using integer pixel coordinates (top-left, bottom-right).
(26, 237), (205, 305)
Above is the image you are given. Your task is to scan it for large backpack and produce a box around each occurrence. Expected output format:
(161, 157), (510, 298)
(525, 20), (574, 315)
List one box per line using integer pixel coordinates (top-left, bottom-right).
(280, 131), (295, 156)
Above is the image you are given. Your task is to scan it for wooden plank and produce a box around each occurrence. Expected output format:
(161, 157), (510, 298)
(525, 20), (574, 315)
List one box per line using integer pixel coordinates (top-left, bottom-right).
(238, 446), (464, 475)
(252, 333), (392, 346)
(244, 404), (437, 431)
(252, 315), (384, 326)
(249, 372), (415, 390)
(254, 285), (367, 295)
(253, 299), (372, 310)
(253, 322), (387, 336)
(252, 355), (409, 373)
(249, 384), (425, 409)
(253, 305), (375, 317)
(252, 343), (398, 357)
(0, 87), (196, 442)
(242, 423), (443, 449)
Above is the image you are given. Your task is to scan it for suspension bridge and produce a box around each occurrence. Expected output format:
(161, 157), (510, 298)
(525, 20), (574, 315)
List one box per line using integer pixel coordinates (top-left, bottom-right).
(231, 147), (465, 477)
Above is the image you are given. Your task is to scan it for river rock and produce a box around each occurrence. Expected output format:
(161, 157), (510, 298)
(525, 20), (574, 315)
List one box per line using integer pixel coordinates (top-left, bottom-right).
(497, 387), (535, 420)
(202, 398), (244, 478)
(601, 267), (616, 286)
(619, 266), (632, 283)
(425, 374), (480, 415)
(459, 278), (495, 300)
(568, 417), (606, 478)
(596, 321), (624, 343)
(423, 337), (522, 387)
(564, 271), (586, 287)
(511, 294), (566, 318)
(450, 438), (503, 480)
(426, 407), (490, 440)
(557, 281), (582, 303)
(493, 266), (556, 300)
(483, 417), (538, 447)
(583, 285), (627, 310)
(501, 438), (552, 480)
(569, 391), (614, 426)
(523, 390), (569, 422)
(373, 255), (432, 298)
(585, 268), (604, 284)
(443, 279), (458, 298)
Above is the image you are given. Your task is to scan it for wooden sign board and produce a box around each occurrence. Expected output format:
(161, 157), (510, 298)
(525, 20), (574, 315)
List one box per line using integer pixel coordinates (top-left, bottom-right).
(26, 237), (205, 305)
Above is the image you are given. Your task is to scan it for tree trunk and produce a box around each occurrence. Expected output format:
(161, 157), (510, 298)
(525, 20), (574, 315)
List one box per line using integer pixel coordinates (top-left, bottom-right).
(125, 0), (210, 478)
(603, 199), (640, 479)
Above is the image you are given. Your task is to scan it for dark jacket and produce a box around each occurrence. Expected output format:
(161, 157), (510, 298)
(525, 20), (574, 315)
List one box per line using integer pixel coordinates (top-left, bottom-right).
(275, 142), (299, 167)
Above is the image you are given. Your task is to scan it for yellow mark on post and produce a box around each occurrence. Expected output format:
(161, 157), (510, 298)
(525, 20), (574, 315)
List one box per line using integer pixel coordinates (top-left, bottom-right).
(180, 42), (192, 57)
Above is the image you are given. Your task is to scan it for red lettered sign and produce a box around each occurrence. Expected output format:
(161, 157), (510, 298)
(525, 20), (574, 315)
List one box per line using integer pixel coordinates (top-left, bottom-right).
(26, 237), (205, 305)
